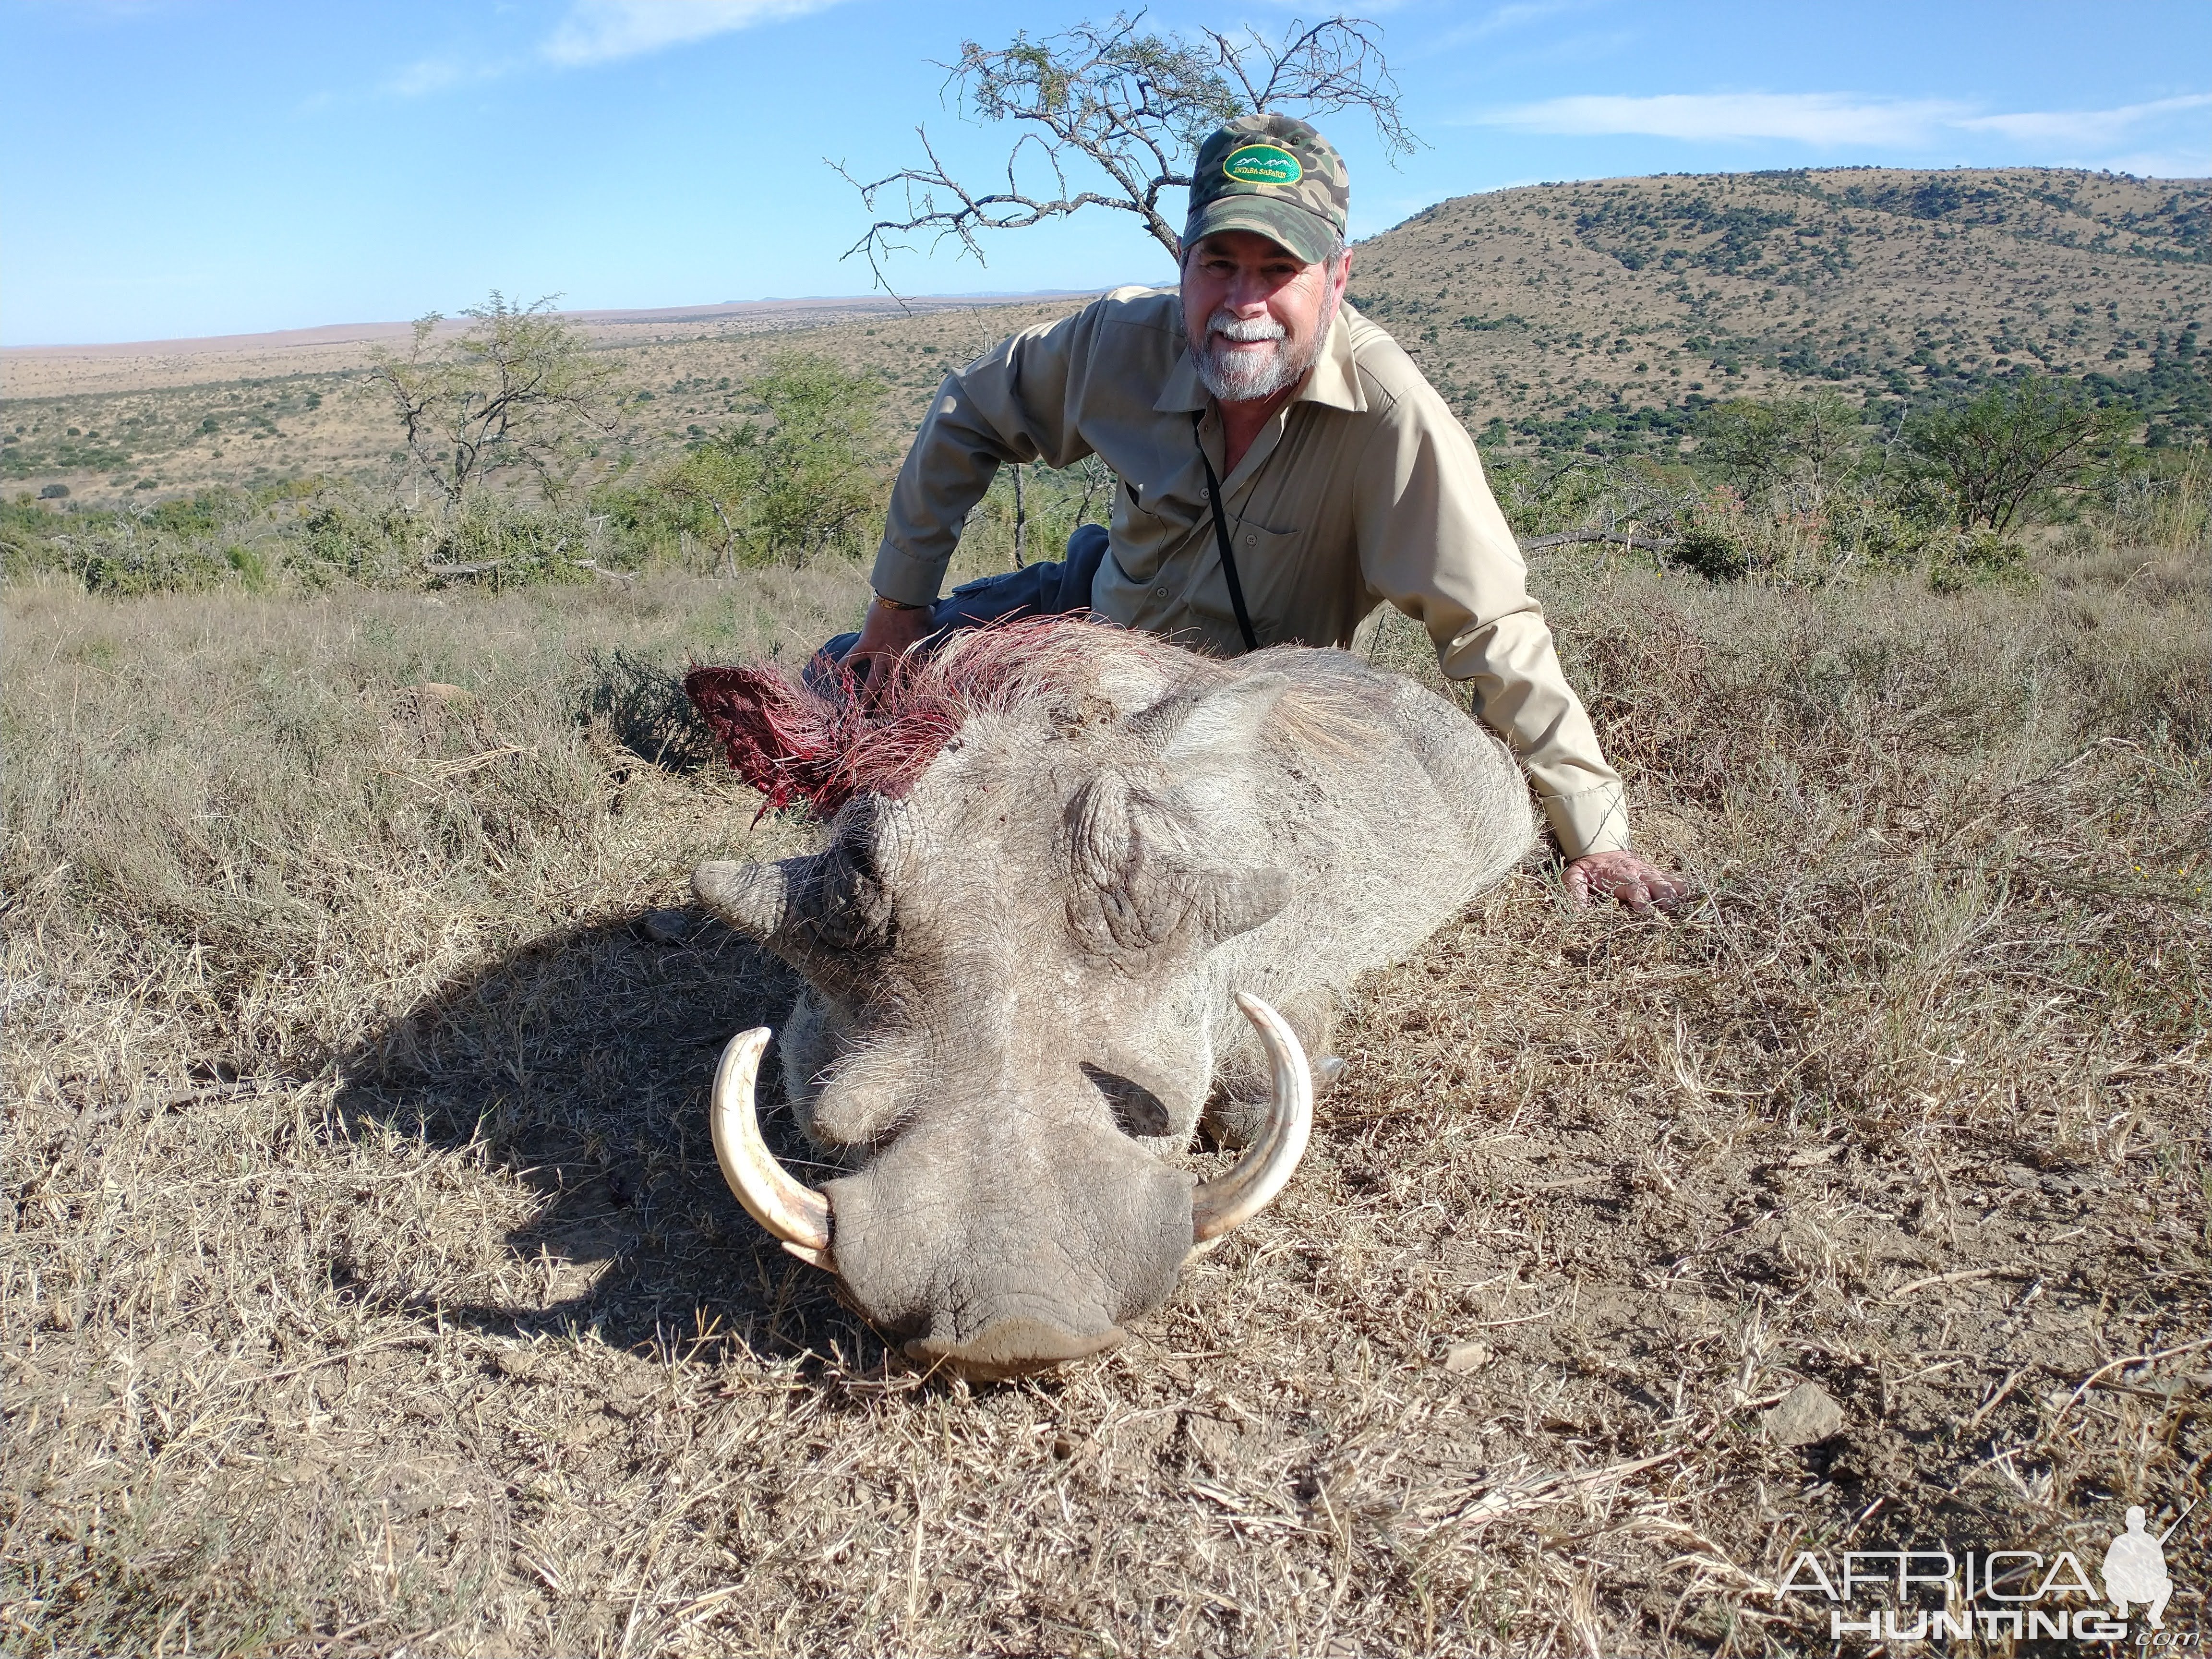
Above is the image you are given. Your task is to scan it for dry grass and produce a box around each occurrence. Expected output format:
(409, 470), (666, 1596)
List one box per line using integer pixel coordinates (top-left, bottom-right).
(4, 543), (2207, 1655)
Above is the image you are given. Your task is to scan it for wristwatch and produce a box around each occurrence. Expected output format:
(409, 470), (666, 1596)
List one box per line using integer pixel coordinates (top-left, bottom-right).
(873, 593), (928, 612)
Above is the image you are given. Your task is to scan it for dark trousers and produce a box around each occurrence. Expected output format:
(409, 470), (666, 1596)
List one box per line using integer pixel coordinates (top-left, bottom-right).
(808, 523), (1110, 689)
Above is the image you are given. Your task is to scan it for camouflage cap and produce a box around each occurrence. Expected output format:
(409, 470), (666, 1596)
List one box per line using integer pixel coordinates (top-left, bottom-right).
(1183, 113), (1349, 265)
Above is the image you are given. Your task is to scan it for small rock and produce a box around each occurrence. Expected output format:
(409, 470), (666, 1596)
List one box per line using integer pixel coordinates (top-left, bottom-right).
(637, 908), (699, 945)
(1180, 1411), (1244, 1471)
(1764, 1382), (1844, 1446)
(1443, 1341), (1493, 1374)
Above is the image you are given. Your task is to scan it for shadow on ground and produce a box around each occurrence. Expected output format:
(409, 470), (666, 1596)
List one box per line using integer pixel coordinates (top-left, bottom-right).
(331, 909), (894, 1371)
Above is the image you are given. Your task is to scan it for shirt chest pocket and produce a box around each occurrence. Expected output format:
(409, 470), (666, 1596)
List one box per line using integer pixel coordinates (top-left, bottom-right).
(1184, 522), (1304, 642)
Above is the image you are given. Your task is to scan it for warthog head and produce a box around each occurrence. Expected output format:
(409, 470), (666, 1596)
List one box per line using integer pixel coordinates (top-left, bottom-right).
(685, 619), (1531, 1377)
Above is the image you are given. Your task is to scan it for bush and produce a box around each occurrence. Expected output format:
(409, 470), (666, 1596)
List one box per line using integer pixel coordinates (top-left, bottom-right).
(292, 498), (419, 588)
(55, 515), (232, 596)
(1927, 528), (2029, 592)
(650, 353), (890, 571)
(1905, 375), (2133, 531)
(368, 292), (617, 506)
(225, 543), (274, 594)
(1669, 520), (1747, 581)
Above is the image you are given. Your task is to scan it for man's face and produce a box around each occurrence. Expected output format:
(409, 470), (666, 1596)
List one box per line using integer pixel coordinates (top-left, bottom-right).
(1179, 229), (1351, 407)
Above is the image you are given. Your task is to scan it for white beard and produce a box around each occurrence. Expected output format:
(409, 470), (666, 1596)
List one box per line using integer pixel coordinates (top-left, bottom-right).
(1193, 292), (1340, 404)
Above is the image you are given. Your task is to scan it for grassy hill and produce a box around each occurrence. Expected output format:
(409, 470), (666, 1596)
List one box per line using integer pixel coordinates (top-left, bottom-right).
(2, 167), (2207, 511)
(1349, 166), (2210, 451)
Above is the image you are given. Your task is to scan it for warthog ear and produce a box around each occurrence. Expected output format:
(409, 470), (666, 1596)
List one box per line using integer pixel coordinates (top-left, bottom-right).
(1128, 673), (1289, 761)
(694, 859), (793, 943)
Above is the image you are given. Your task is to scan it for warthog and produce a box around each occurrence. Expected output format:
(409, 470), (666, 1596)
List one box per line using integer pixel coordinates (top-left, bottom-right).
(685, 618), (1534, 1377)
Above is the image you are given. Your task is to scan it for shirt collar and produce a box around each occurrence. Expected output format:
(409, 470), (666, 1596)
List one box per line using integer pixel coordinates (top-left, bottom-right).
(1153, 301), (1368, 416)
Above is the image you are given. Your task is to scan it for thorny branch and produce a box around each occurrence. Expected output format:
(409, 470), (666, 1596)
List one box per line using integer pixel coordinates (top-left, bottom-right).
(832, 13), (1417, 297)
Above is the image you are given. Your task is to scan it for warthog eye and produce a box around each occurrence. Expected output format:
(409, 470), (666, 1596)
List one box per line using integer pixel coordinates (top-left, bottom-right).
(1082, 1063), (1171, 1139)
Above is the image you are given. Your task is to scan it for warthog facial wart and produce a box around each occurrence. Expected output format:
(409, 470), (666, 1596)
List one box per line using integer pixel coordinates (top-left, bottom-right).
(685, 618), (1534, 1378)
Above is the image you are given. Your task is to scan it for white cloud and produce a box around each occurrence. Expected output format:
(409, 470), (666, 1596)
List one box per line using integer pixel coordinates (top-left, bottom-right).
(541, 0), (844, 68)
(1477, 92), (1970, 146)
(1952, 92), (2212, 146)
(384, 56), (504, 97)
(1431, 0), (1596, 52)
(1467, 89), (2212, 167)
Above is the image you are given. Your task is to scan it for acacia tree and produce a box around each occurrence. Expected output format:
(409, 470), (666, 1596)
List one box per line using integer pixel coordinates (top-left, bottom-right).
(836, 14), (1416, 287)
(1906, 377), (2134, 531)
(369, 293), (617, 505)
(1697, 393), (1864, 510)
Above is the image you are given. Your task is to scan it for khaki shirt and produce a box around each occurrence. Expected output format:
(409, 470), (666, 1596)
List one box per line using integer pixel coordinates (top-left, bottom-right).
(870, 286), (1632, 858)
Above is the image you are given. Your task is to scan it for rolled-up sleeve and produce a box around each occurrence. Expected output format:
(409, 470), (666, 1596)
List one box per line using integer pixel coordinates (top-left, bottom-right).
(869, 308), (1099, 607)
(1352, 392), (1632, 859)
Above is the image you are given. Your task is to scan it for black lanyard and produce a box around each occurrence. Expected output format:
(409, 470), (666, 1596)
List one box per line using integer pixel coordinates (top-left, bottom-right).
(1192, 413), (1260, 652)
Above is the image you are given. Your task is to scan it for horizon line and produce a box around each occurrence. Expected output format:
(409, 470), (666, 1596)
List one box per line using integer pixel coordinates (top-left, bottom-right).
(0, 285), (1166, 356)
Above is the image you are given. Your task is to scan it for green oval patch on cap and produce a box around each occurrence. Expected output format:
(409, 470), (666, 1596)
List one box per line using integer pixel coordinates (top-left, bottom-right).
(1221, 144), (1303, 187)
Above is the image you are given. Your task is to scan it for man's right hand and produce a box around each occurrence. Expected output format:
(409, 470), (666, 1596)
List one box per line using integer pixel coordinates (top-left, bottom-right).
(840, 597), (937, 693)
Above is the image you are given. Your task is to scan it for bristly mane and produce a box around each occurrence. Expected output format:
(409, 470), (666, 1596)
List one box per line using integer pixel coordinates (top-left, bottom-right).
(686, 617), (1195, 819)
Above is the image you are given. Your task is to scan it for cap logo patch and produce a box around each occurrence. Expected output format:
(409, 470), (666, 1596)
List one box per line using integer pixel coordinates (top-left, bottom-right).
(1221, 144), (1302, 187)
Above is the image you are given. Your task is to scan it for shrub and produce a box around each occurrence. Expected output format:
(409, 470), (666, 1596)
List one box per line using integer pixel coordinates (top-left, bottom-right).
(367, 292), (617, 506)
(1927, 528), (2029, 592)
(427, 494), (599, 586)
(53, 515), (231, 596)
(293, 498), (418, 588)
(1669, 520), (1747, 581)
(225, 543), (274, 593)
(650, 353), (890, 571)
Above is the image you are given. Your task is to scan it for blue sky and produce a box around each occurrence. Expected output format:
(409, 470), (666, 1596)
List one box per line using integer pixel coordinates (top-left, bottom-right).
(4, 0), (2207, 345)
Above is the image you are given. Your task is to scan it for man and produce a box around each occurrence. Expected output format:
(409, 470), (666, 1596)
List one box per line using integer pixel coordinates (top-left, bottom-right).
(829, 113), (1682, 913)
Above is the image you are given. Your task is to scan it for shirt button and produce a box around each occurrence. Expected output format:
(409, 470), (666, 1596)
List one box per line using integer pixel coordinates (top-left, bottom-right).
(1245, 534), (1257, 546)
(1153, 585), (1170, 599)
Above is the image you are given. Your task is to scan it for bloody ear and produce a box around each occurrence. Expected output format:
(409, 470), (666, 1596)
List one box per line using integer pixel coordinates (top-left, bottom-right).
(685, 666), (840, 815)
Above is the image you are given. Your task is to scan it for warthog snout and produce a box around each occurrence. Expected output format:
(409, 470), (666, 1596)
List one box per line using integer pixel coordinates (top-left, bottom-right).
(708, 996), (1315, 1379)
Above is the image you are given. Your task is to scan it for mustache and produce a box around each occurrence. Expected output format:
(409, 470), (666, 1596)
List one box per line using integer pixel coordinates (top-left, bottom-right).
(1205, 311), (1287, 344)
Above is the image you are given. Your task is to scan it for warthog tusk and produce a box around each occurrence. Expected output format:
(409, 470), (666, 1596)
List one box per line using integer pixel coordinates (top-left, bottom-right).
(1190, 993), (1314, 1242)
(709, 1027), (833, 1265)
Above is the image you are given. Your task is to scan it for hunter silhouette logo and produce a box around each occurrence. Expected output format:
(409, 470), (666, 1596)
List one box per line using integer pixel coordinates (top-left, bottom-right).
(2104, 1504), (2183, 1628)
(1779, 1504), (2194, 1644)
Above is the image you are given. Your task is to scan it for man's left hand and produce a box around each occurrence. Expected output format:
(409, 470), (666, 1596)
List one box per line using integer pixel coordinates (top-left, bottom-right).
(1565, 850), (1687, 916)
